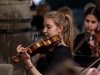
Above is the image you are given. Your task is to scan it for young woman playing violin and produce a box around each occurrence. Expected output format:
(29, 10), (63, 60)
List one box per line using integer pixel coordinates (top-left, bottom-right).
(74, 7), (100, 57)
(16, 11), (73, 75)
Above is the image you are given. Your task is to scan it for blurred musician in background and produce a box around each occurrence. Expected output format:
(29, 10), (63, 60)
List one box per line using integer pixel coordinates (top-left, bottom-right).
(74, 7), (100, 57)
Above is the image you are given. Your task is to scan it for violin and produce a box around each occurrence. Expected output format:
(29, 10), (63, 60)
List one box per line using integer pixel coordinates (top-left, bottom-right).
(73, 31), (95, 53)
(12, 35), (61, 63)
(74, 29), (100, 53)
(94, 29), (100, 52)
(77, 29), (100, 75)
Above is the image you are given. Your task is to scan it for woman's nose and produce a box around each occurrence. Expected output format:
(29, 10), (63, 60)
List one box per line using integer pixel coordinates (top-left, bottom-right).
(88, 22), (91, 27)
(43, 27), (47, 33)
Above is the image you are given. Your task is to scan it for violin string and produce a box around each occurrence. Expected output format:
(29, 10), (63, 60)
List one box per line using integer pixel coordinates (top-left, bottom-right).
(24, 39), (45, 53)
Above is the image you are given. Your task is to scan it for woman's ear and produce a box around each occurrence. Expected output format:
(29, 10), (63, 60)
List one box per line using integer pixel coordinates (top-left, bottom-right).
(58, 26), (63, 33)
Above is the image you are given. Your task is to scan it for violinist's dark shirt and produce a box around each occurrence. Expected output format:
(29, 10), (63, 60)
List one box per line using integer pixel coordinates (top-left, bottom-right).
(36, 45), (72, 75)
(74, 33), (92, 56)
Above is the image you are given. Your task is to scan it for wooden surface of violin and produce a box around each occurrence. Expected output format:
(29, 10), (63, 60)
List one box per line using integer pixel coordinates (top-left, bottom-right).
(94, 29), (100, 52)
(12, 35), (61, 63)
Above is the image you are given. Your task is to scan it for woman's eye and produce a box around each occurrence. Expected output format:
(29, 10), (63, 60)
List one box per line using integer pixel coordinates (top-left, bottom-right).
(85, 19), (89, 22)
(47, 26), (51, 29)
(91, 21), (96, 24)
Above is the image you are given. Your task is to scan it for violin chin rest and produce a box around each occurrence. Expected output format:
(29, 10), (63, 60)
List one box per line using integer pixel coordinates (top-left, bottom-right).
(91, 31), (95, 35)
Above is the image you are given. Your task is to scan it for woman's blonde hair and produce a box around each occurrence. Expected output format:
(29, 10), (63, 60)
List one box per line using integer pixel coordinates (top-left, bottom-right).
(58, 6), (73, 19)
(44, 11), (74, 54)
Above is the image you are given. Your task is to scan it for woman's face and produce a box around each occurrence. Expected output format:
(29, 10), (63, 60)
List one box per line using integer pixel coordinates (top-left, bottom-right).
(84, 14), (99, 33)
(43, 18), (62, 39)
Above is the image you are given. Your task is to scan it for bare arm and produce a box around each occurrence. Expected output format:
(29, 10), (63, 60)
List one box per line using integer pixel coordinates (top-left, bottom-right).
(23, 59), (42, 75)
(16, 45), (42, 75)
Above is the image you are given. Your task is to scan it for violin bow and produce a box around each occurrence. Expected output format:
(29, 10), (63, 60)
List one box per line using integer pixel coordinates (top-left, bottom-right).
(79, 57), (100, 75)
(74, 33), (90, 53)
(74, 31), (95, 53)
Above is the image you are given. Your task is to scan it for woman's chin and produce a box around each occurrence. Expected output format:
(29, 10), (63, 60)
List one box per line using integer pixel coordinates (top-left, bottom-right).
(45, 36), (49, 39)
(86, 30), (92, 33)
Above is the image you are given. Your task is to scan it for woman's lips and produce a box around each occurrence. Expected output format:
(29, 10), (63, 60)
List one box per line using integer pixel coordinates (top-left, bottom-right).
(86, 29), (93, 31)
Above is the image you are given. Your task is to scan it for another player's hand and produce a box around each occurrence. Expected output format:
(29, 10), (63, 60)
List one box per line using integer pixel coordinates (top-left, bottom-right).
(86, 68), (100, 75)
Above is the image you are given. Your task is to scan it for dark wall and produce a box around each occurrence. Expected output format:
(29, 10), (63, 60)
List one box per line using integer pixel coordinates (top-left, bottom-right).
(46, 0), (96, 10)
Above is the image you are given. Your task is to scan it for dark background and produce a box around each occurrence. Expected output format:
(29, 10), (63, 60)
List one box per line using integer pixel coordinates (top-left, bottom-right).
(45, 0), (97, 30)
(31, 0), (100, 30)
(45, 0), (96, 10)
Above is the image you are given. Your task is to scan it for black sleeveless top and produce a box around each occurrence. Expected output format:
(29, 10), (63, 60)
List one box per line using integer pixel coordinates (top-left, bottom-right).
(36, 45), (72, 75)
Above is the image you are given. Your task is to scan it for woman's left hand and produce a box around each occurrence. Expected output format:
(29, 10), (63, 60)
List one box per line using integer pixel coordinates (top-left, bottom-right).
(89, 40), (99, 57)
(89, 40), (95, 51)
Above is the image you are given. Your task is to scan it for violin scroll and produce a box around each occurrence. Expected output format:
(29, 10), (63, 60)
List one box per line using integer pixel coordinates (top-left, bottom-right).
(12, 53), (20, 63)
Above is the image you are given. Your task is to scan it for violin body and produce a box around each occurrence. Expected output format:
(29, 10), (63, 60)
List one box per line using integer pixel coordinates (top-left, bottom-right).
(94, 29), (100, 52)
(12, 35), (61, 63)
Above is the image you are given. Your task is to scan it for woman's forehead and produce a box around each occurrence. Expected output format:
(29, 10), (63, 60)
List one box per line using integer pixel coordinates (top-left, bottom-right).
(85, 14), (98, 21)
(44, 18), (54, 24)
